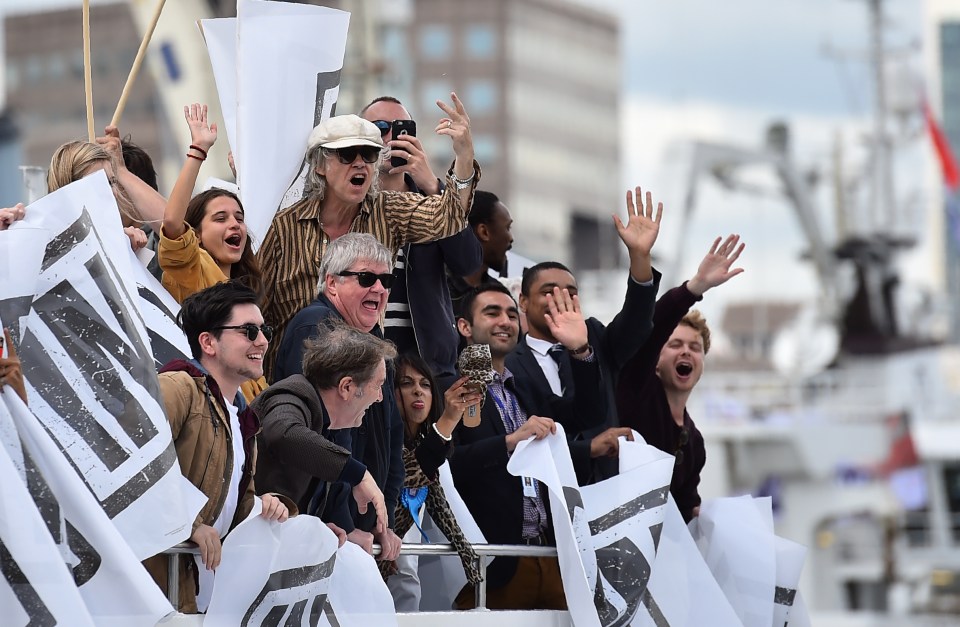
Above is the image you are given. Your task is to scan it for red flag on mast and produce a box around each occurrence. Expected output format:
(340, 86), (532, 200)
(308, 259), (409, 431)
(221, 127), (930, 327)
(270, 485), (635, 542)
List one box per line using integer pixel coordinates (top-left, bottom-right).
(923, 99), (960, 191)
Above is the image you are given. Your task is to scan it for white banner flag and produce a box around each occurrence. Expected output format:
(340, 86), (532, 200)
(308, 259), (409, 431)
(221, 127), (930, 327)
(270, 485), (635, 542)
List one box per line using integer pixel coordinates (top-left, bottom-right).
(1, 392), (174, 626)
(206, 508), (397, 626)
(692, 497), (777, 627)
(0, 173), (206, 560)
(509, 427), (745, 627)
(129, 252), (192, 368)
(0, 400), (96, 627)
(201, 0), (350, 245)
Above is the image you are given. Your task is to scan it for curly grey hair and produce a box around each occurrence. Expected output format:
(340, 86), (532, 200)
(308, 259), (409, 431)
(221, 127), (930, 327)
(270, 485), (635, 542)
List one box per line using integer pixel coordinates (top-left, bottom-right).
(303, 146), (385, 201)
(301, 318), (397, 390)
(316, 232), (394, 295)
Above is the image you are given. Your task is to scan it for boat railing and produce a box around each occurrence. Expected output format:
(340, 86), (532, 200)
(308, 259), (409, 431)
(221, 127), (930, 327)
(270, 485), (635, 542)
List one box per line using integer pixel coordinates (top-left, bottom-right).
(162, 541), (558, 610)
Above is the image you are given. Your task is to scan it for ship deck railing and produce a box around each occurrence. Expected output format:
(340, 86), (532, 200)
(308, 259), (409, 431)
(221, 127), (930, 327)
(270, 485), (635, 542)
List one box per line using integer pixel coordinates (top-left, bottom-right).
(163, 541), (558, 611)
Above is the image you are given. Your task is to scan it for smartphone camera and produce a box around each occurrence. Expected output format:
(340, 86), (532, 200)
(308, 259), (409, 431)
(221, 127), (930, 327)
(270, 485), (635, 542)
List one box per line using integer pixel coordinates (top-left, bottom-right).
(390, 120), (417, 168)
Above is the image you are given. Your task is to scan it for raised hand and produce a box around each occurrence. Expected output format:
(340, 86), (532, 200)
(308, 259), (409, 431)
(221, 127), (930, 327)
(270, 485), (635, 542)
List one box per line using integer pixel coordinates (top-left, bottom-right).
(435, 92), (473, 156)
(184, 103), (217, 152)
(544, 287), (588, 350)
(614, 186), (663, 258)
(686, 234), (745, 297)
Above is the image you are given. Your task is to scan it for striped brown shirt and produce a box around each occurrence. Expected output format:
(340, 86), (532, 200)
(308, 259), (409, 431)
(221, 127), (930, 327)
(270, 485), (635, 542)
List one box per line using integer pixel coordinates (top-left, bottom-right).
(259, 164), (479, 381)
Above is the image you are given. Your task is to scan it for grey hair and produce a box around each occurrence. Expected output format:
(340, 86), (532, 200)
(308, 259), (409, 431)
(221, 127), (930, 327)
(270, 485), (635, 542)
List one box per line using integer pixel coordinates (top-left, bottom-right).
(303, 146), (384, 200)
(301, 318), (398, 389)
(317, 232), (393, 295)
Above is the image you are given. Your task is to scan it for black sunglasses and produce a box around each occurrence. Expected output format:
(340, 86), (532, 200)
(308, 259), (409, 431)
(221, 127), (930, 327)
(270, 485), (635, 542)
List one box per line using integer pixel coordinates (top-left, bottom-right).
(333, 146), (381, 164)
(211, 323), (274, 342)
(338, 270), (395, 289)
(370, 120), (392, 137)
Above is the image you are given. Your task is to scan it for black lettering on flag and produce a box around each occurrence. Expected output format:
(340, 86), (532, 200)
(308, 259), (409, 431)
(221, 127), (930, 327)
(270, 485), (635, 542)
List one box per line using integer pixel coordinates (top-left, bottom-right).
(0, 539), (56, 627)
(775, 585), (797, 607)
(589, 486), (669, 536)
(19, 440), (104, 588)
(241, 553), (339, 627)
(281, 69), (344, 209)
(19, 210), (177, 517)
(593, 536), (651, 627)
(136, 285), (189, 367)
(565, 482), (672, 627)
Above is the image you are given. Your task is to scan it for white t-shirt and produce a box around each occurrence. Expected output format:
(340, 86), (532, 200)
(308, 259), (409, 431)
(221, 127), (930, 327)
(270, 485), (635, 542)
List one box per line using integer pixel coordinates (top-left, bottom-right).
(211, 399), (245, 538)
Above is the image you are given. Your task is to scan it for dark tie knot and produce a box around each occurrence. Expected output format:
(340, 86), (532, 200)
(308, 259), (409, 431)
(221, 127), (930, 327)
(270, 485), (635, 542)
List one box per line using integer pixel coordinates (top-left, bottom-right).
(548, 344), (565, 365)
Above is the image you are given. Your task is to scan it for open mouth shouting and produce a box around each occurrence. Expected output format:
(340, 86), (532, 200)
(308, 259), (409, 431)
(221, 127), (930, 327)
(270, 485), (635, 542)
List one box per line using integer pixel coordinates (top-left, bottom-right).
(225, 232), (243, 250)
(349, 172), (367, 189)
(675, 361), (694, 380)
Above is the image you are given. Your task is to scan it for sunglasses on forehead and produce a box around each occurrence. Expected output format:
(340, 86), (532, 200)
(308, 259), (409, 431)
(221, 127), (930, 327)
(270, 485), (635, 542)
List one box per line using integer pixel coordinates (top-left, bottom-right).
(211, 323), (274, 342)
(332, 146), (381, 164)
(337, 270), (395, 289)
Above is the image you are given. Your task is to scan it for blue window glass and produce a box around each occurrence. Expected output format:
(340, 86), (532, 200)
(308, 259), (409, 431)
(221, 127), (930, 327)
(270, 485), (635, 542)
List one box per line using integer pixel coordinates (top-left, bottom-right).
(420, 25), (451, 59)
(465, 24), (497, 59)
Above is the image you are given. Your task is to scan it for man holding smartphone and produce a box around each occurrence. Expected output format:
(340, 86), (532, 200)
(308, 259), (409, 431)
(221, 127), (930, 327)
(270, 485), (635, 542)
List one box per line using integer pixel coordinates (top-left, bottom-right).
(360, 97), (482, 383)
(360, 96), (482, 612)
(361, 96), (440, 196)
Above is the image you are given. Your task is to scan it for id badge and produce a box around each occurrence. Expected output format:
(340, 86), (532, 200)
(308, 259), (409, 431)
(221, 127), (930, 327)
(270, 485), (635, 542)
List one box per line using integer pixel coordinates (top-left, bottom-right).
(522, 476), (537, 498)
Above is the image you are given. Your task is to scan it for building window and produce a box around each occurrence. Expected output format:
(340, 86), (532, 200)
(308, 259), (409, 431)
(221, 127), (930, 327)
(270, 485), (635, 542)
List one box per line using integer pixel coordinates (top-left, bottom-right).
(420, 79), (452, 115)
(5, 62), (19, 90)
(465, 24), (497, 59)
(472, 134), (499, 165)
(419, 24), (451, 59)
(24, 55), (44, 84)
(464, 79), (497, 114)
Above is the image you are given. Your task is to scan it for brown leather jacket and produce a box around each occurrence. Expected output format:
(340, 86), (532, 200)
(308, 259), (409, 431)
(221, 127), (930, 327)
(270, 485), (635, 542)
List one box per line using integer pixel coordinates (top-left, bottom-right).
(143, 359), (274, 612)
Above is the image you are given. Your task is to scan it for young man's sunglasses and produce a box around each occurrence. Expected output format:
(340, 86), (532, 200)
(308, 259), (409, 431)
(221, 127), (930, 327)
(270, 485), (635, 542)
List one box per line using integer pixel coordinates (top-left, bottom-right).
(337, 270), (395, 289)
(211, 323), (274, 342)
(332, 146), (381, 164)
(370, 120), (393, 137)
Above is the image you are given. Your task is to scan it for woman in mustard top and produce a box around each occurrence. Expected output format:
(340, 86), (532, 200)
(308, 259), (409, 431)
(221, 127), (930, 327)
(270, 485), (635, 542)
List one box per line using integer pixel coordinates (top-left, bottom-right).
(159, 103), (265, 402)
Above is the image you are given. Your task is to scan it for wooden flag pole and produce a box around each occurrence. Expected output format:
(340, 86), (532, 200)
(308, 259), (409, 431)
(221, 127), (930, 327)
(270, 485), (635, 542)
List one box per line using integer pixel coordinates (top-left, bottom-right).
(111, 0), (167, 128)
(82, 0), (95, 141)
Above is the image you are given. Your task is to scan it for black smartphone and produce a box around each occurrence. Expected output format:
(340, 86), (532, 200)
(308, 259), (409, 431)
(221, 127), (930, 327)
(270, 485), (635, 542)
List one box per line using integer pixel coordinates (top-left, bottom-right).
(390, 119), (417, 168)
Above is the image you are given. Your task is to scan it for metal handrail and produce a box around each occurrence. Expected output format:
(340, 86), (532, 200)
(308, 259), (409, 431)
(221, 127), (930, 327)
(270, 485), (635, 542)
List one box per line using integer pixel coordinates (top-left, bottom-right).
(164, 541), (559, 611)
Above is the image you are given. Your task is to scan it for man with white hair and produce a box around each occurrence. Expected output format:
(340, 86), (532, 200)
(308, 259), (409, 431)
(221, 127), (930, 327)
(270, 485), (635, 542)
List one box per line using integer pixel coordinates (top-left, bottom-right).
(272, 233), (405, 567)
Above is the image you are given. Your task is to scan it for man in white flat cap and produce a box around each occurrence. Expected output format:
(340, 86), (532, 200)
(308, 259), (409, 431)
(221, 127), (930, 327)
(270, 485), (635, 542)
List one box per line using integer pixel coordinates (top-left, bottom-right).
(260, 94), (480, 383)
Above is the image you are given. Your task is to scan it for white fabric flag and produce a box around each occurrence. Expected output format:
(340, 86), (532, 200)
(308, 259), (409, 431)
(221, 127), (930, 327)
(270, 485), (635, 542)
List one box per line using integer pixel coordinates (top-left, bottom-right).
(508, 425), (678, 626)
(198, 17), (239, 163)
(327, 542), (399, 626)
(509, 428), (745, 626)
(202, 0), (350, 245)
(0, 173), (206, 559)
(692, 496), (780, 627)
(773, 536), (807, 627)
(618, 438), (743, 627)
(206, 508), (397, 626)
(0, 401), (96, 627)
(2, 392), (174, 626)
(128, 251), (192, 368)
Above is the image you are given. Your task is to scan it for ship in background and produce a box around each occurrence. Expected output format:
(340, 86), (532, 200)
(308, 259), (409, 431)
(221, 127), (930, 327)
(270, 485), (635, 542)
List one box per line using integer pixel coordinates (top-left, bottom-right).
(644, 0), (960, 623)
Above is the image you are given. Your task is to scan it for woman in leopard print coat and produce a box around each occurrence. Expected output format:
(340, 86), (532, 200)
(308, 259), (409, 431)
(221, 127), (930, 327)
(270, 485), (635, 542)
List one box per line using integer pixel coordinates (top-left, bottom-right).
(381, 354), (484, 587)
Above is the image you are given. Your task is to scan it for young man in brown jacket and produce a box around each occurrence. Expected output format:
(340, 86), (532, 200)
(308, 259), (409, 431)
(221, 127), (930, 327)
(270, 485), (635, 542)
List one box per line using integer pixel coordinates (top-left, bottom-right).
(144, 281), (293, 612)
